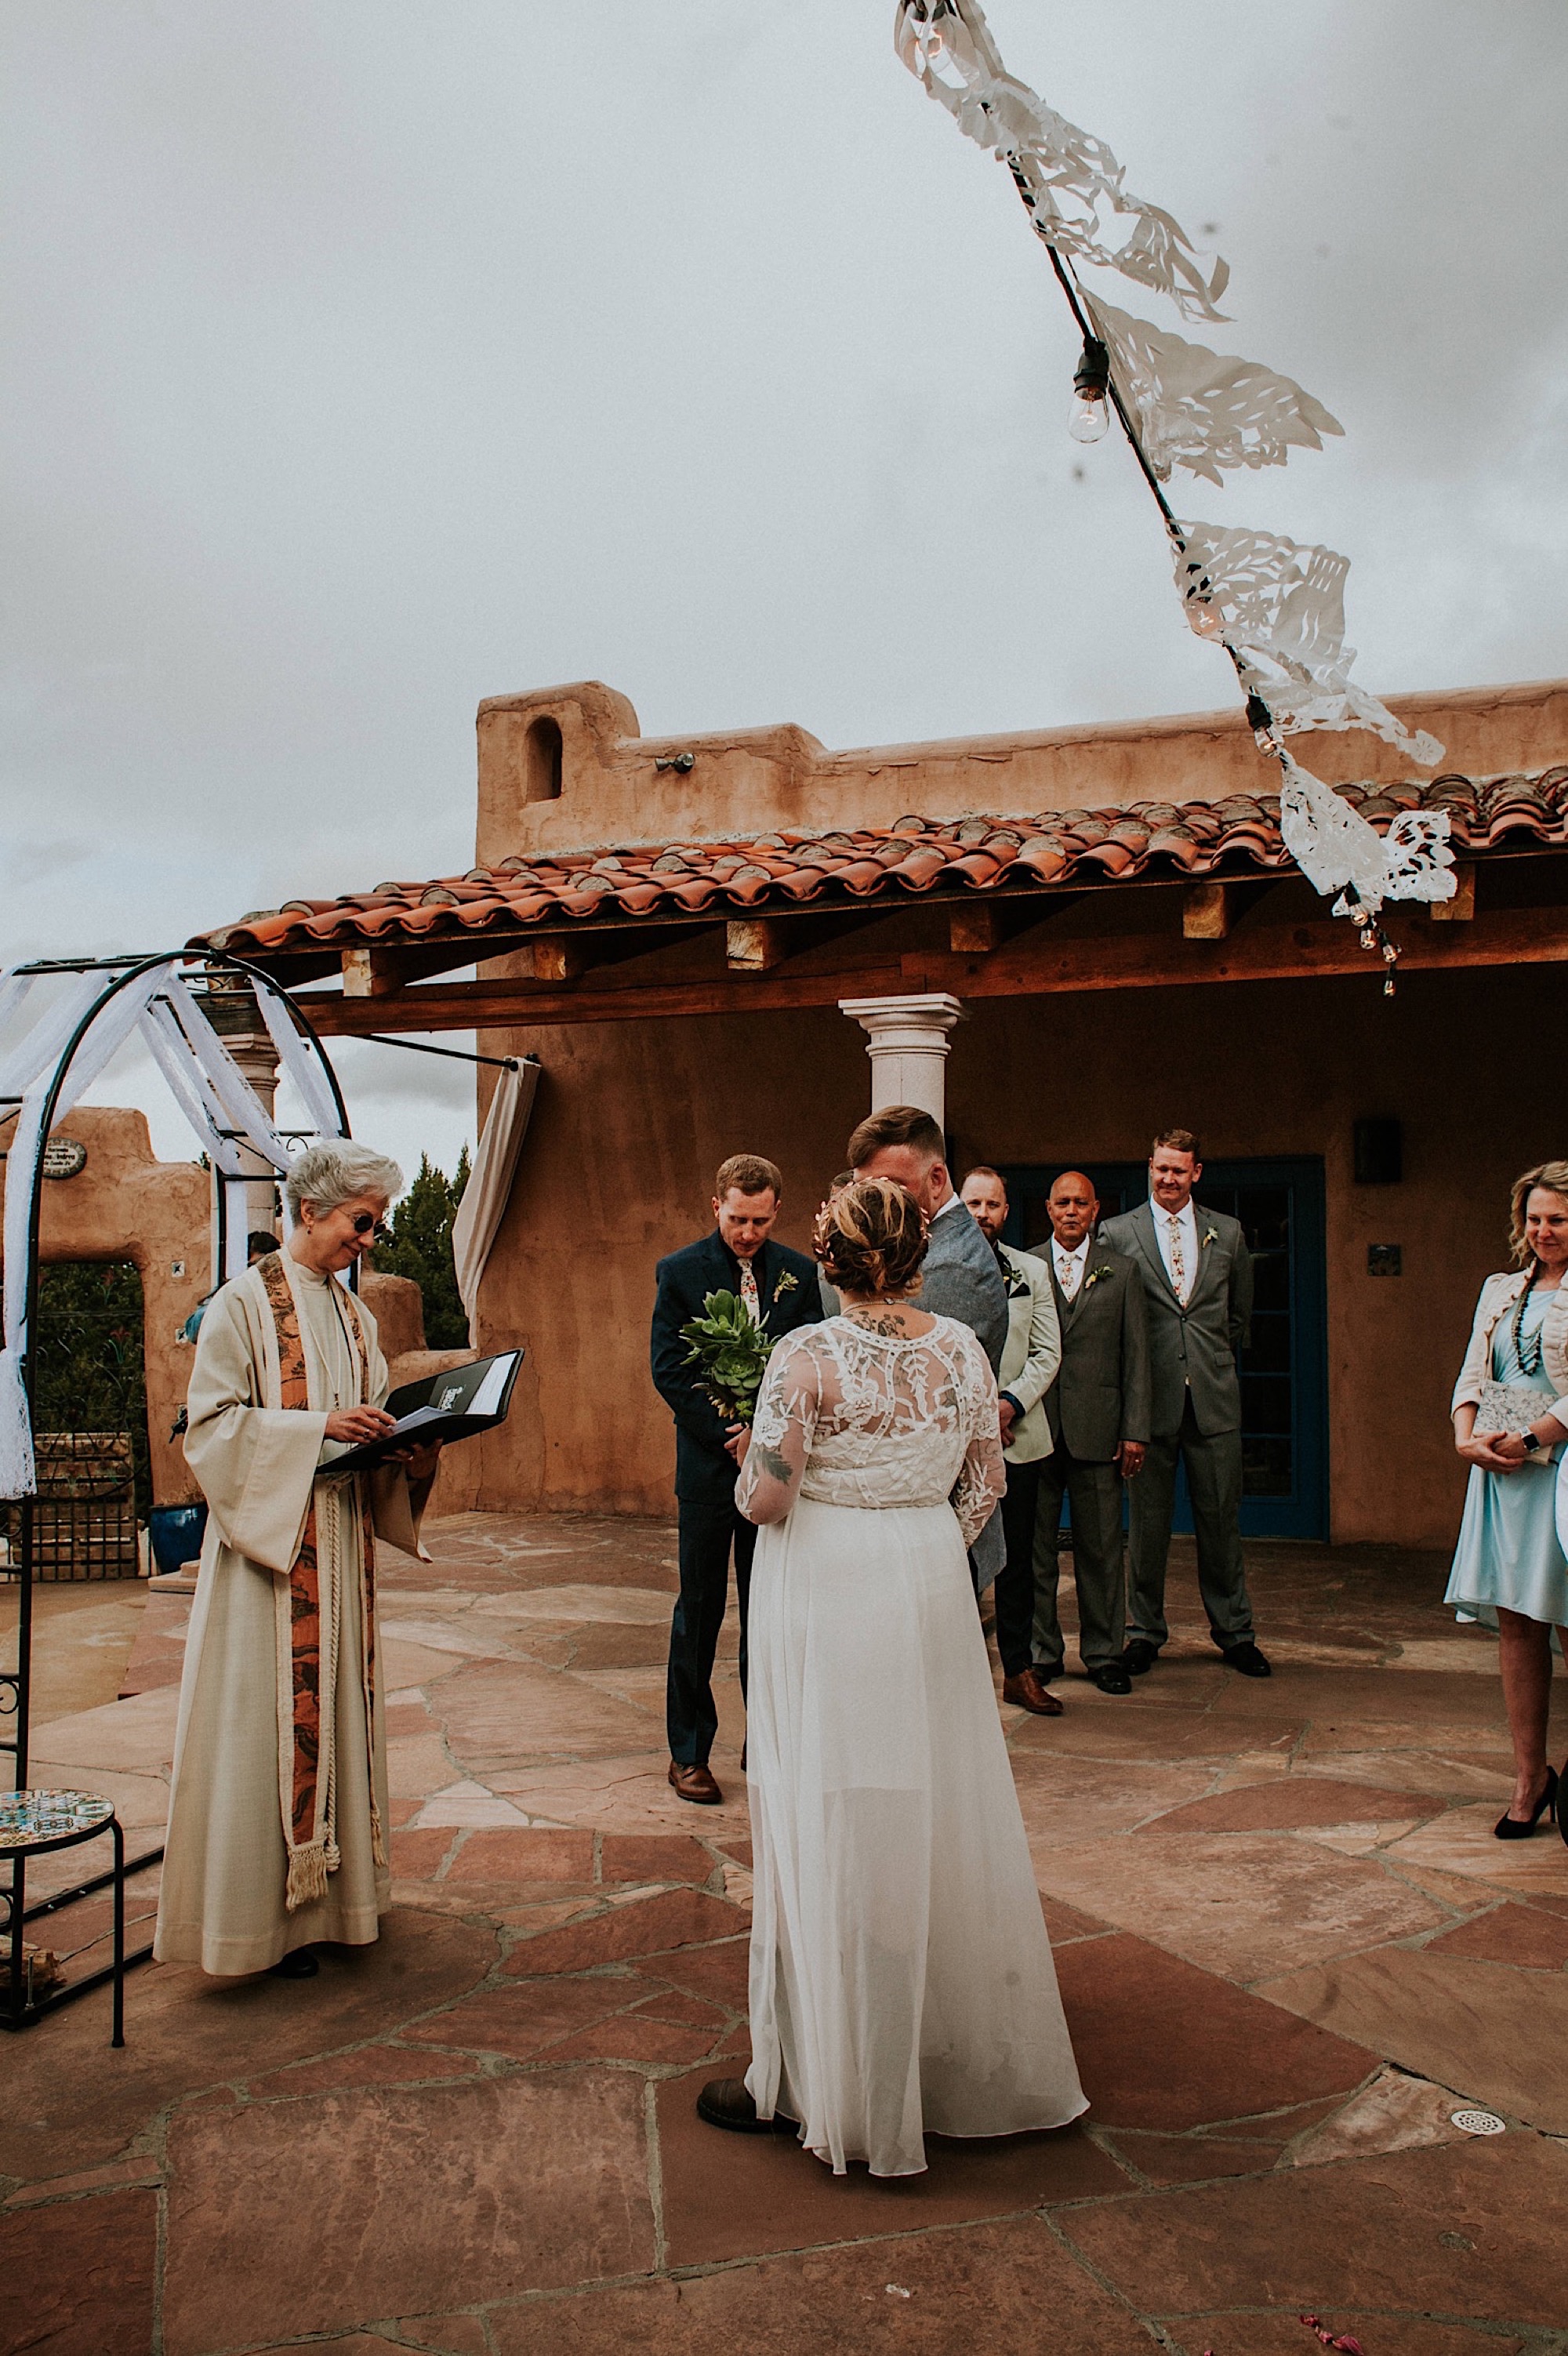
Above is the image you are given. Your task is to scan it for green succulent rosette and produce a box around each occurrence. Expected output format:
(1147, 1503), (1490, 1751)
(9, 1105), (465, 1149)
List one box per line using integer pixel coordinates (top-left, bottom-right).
(679, 1290), (774, 1425)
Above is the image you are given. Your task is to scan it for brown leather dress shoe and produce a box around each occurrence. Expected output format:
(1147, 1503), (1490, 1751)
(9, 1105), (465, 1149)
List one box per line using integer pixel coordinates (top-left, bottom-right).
(669, 1759), (724, 1805)
(1001, 1668), (1064, 1717)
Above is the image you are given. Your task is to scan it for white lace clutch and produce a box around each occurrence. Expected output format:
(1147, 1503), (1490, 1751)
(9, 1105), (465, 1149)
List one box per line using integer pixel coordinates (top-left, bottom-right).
(1474, 1380), (1559, 1461)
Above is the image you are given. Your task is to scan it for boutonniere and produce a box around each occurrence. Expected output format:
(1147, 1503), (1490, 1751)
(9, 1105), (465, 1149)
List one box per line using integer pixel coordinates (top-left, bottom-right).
(1005, 1265), (1031, 1298)
(1202, 1228), (1218, 1248)
(771, 1269), (799, 1300)
(1083, 1263), (1113, 1291)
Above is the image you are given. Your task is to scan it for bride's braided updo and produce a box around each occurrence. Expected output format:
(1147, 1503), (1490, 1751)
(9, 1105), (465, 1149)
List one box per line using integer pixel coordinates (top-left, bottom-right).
(814, 1178), (928, 1299)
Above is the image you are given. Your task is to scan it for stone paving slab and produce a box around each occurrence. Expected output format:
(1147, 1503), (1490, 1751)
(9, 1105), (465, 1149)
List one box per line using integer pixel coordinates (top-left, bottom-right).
(1256, 1943), (1568, 2133)
(4, 1514), (1568, 2354)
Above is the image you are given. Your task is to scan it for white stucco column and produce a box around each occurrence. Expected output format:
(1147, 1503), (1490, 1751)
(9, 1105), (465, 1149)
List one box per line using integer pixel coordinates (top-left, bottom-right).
(838, 993), (964, 1124)
(200, 976), (282, 1239)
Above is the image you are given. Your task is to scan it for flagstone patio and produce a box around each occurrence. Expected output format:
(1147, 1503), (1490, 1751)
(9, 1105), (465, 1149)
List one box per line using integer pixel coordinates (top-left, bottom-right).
(4, 1514), (1568, 2356)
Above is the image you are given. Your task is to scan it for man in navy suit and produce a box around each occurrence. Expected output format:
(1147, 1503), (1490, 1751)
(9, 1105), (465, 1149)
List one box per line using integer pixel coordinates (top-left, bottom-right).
(651, 1153), (822, 1804)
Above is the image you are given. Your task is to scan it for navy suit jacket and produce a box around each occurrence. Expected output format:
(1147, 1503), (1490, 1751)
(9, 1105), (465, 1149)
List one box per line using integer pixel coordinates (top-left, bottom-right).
(650, 1232), (822, 1505)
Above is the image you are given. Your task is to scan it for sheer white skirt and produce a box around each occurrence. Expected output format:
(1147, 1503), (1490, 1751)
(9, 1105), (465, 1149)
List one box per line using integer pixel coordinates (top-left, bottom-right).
(743, 1494), (1087, 2177)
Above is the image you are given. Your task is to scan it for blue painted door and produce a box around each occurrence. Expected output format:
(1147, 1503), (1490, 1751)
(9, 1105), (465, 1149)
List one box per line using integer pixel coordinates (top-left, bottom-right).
(998, 1157), (1328, 1540)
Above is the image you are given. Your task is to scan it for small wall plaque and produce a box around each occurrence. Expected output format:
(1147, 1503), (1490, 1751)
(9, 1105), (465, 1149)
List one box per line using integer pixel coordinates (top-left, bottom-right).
(1368, 1243), (1403, 1277)
(42, 1138), (87, 1181)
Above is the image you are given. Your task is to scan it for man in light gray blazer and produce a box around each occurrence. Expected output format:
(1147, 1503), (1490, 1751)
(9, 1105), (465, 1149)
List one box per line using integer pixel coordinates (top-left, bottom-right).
(849, 1105), (1009, 1586)
(960, 1167), (1063, 1715)
(1100, 1128), (1270, 1679)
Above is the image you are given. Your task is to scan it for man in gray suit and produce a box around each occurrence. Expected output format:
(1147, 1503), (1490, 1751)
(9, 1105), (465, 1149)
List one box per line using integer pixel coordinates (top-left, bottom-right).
(1031, 1171), (1151, 1696)
(848, 1105), (1009, 1587)
(817, 1171), (853, 1317)
(1100, 1130), (1271, 1679)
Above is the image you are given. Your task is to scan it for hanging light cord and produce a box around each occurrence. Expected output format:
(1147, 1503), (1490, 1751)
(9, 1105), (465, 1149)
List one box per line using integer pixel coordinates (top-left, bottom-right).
(1020, 199), (1404, 989)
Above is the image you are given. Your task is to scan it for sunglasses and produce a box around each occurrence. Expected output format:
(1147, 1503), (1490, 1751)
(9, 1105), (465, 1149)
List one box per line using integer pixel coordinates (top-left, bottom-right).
(348, 1212), (391, 1242)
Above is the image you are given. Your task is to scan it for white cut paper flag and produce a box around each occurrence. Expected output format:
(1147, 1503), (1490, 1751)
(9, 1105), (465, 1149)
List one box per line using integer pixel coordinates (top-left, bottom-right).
(1279, 753), (1455, 917)
(1173, 520), (1444, 768)
(895, 0), (1229, 321)
(1088, 298), (1342, 485)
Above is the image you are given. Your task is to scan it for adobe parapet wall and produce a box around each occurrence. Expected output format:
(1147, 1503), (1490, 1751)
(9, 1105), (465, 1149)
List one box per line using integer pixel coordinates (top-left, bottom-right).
(477, 676), (1568, 865)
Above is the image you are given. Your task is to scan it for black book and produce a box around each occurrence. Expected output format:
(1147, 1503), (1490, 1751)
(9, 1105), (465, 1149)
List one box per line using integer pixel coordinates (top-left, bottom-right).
(328, 1348), (525, 1473)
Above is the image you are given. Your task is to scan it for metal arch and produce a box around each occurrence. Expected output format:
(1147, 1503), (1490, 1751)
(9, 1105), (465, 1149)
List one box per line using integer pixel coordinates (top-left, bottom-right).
(205, 948), (354, 1141)
(2, 946), (354, 2029)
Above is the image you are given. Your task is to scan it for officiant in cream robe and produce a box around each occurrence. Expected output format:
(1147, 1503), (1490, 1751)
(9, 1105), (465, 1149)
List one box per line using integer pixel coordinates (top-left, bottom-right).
(155, 1144), (437, 1978)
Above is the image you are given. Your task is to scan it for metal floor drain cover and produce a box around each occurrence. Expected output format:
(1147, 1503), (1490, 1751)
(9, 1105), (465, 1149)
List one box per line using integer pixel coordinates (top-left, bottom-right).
(1450, 2108), (1506, 2136)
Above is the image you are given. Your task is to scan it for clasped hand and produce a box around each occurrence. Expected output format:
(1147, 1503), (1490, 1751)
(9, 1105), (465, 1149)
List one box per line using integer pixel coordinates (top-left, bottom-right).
(1457, 1430), (1523, 1474)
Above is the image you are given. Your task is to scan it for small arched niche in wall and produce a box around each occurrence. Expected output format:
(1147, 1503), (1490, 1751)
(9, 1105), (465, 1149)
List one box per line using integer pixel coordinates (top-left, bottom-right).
(525, 714), (564, 803)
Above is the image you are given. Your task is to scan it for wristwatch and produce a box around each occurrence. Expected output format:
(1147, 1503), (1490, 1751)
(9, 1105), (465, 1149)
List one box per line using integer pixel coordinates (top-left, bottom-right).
(1519, 1428), (1544, 1453)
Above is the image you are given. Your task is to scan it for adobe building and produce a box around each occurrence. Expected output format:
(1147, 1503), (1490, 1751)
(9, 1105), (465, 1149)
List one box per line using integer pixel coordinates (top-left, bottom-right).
(202, 674), (1568, 1552)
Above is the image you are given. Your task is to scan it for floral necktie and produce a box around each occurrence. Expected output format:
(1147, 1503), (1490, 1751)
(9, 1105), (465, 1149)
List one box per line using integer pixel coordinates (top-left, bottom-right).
(739, 1259), (760, 1324)
(1167, 1217), (1188, 1305)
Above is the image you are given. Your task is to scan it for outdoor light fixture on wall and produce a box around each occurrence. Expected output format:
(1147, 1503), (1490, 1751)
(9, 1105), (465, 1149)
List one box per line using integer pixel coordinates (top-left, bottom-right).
(1353, 1118), (1403, 1186)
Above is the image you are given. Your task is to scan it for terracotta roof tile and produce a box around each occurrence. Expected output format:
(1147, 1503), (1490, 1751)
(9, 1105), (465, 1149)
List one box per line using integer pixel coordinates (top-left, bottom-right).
(195, 766), (1568, 957)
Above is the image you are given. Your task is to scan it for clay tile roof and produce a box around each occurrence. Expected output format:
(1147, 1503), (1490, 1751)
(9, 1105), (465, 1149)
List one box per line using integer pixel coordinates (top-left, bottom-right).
(193, 765), (1568, 958)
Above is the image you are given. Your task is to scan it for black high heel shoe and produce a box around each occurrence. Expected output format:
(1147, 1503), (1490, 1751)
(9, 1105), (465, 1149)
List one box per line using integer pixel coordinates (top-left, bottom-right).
(1495, 1763), (1558, 1840)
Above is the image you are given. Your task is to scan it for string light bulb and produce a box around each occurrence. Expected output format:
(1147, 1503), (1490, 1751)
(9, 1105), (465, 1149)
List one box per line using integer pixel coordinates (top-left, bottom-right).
(1069, 335), (1111, 444)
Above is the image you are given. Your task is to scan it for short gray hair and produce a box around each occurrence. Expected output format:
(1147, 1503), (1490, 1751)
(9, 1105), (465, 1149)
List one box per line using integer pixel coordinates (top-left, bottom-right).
(285, 1141), (405, 1222)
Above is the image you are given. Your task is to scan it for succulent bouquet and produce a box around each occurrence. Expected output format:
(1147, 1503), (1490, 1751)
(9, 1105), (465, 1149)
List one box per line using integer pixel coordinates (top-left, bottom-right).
(680, 1291), (774, 1426)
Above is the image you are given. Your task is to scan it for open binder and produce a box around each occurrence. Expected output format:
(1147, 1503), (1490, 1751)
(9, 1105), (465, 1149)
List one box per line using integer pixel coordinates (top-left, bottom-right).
(329, 1348), (524, 1473)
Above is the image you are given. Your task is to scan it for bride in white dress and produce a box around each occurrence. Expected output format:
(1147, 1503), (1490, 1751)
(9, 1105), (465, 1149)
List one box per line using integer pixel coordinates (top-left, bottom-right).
(698, 1178), (1087, 2178)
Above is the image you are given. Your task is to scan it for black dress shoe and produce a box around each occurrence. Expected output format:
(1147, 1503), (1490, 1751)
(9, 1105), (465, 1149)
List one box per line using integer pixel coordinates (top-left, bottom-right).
(1221, 1641), (1272, 1678)
(695, 2078), (797, 2135)
(267, 1948), (319, 1979)
(1496, 1762), (1558, 1840)
(1090, 1662), (1133, 1695)
(1121, 1639), (1160, 1676)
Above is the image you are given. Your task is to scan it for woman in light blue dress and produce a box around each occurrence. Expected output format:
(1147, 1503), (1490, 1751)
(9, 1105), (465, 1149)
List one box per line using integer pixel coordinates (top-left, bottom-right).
(1448, 1161), (1568, 1842)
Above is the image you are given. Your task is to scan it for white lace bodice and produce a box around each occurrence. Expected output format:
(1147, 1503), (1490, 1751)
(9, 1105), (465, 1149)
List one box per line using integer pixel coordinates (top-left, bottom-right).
(735, 1314), (1005, 1545)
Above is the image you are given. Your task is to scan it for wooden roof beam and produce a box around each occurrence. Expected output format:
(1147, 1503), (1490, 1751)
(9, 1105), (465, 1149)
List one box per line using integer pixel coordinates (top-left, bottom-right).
(293, 899), (1568, 1036)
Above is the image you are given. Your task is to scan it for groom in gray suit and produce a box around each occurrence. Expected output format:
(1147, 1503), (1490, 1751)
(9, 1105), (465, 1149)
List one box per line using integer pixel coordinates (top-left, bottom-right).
(1100, 1130), (1271, 1679)
(848, 1104), (1009, 1588)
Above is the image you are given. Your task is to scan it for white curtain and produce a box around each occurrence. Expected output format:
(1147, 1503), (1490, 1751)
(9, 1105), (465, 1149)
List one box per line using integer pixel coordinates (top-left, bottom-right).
(451, 1058), (540, 1341)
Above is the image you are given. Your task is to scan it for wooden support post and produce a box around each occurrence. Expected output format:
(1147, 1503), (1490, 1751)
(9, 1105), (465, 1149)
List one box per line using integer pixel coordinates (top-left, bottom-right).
(949, 903), (1002, 955)
(1426, 862), (1476, 921)
(726, 919), (786, 973)
(520, 935), (586, 982)
(1182, 882), (1234, 941)
(340, 947), (405, 997)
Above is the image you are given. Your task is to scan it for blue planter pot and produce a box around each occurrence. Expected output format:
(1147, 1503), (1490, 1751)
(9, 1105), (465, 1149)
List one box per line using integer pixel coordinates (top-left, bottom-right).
(148, 1503), (208, 1577)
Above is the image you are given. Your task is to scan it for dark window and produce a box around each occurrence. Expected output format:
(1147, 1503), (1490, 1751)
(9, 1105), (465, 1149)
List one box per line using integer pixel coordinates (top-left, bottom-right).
(525, 714), (564, 803)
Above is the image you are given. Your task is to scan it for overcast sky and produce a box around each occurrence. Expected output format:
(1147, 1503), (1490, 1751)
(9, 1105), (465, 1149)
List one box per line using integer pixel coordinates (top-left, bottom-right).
(4, 1), (1565, 1180)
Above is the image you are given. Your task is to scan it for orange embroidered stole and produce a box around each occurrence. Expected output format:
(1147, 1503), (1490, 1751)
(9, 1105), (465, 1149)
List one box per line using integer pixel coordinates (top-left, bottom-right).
(258, 1253), (384, 1910)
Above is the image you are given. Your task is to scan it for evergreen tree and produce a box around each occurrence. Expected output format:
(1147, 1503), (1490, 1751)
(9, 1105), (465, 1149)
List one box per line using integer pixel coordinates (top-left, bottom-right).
(34, 1261), (151, 1516)
(373, 1147), (470, 1349)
